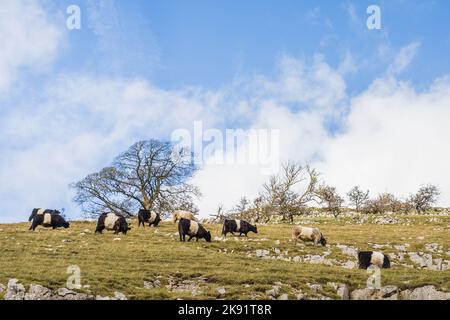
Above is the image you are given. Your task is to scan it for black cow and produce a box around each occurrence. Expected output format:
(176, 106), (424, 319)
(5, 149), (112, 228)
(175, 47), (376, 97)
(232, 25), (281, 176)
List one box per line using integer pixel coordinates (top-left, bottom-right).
(222, 219), (257, 237)
(95, 213), (131, 235)
(178, 218), (211, 242)
(358, 251), (390, 269)
(137, 209), (161, 227)
(30, 213), (69, 231)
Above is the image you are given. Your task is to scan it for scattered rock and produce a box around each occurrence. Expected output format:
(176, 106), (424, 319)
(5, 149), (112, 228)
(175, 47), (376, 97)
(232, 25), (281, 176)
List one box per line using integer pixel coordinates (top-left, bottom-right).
(374, 217), (398, 225)
(394, 244), (408, 251)
(256, 249), (270, 258)
(278, 294), (289, 300)
(296, 293), (306, 300)
(217, 287), (226, 297)
(25, 284), (52, 300)
(266, 284), (281, 300)
(144, 279), (162, 289)
(409, 252), (433, 268)
(55, 288), (93, 300)
(4, 279), (26, 300)
(337, 244), (358, 257)
(114, 292), (127, 300)
(408, 286), (450, 300)
(336, 285), (350, 300)
(350, 288), (375, 300)
(350, 285), (450, 300)
(2, 278), (127, 300)
(307, 283), (322, 293)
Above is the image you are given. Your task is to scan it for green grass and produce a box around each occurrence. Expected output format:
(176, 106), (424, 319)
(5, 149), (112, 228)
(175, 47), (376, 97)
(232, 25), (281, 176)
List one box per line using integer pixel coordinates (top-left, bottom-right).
(0, 215), (449, 299)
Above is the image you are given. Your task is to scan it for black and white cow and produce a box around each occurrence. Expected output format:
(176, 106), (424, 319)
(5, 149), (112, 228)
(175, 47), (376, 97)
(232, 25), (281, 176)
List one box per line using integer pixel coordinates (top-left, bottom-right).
(28, 208), (61, 224)
(137, 209), (161, 227)
(95, 213), (131, 235)
(358, 251), (390, 269)
(178, 218), (211, 242)
(30, 212), (69, 231)
(222, 219), (258, 237)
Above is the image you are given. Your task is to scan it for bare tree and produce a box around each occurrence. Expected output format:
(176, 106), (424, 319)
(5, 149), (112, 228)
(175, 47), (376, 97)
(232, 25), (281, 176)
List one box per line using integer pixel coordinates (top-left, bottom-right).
(234, 197), (250, 214)
(71, 140), (201, 218)
(409, 184), (440, 214)
(361, 193), (404, 214)
(209, 204), (228, 223)
(260, 162), (319, 223)
(317, 185), (344, 218)
(347, 186), (370, 213)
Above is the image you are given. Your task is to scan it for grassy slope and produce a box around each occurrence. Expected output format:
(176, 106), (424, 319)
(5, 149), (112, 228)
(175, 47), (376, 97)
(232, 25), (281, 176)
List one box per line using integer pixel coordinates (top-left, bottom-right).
(0, 215), (449, 299)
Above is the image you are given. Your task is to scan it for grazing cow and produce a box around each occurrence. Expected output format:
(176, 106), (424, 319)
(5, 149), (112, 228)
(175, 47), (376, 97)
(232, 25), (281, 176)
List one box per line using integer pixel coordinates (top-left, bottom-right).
(358, 251), (390, 269)
(172, 210), (197, 224)
(178, 218), (211, 242)
(28, 208), (61, 223)
(95, 213), (131, 235)
(137, 209), (161, 227)
(30, 212), (69, 231)
(222, 219), (258, 237)
(292, 226), (327, 246)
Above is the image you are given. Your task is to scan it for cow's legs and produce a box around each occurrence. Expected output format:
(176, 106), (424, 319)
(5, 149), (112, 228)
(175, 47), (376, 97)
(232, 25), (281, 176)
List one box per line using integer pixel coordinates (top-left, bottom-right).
(188, 235), (193, 242)
(31, 221), (39, 231)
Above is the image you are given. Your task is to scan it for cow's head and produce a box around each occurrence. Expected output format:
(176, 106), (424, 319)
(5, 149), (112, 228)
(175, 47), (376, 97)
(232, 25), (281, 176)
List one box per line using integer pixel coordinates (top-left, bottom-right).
(63, 221), (70, 228)
(204, 231), (212, 242)
(320, 236), (327, 246)
(250, 224), (258, 234)
(154, 214), (161, 225)
(120, 219), (131, 234)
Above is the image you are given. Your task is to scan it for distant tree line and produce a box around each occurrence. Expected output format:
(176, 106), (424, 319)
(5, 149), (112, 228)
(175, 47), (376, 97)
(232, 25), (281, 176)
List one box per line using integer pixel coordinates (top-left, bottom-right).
(211, 162), (441, 223)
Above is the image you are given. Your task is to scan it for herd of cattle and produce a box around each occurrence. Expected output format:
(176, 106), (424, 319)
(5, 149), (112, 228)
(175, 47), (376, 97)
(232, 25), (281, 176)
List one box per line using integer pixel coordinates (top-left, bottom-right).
(27, 208), (390, 270)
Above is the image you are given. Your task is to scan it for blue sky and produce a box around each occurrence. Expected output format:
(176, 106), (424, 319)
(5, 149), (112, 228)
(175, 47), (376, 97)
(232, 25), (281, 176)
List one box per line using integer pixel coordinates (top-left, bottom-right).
(51, 0), (450, 91)
(1, 0), (450, 222)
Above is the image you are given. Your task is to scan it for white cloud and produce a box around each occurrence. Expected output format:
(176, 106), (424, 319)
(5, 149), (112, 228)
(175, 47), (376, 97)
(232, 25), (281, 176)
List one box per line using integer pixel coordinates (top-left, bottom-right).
(318, 75), (450, 205)
(0, 0), (63, 93)
(388, 41), (421, 75)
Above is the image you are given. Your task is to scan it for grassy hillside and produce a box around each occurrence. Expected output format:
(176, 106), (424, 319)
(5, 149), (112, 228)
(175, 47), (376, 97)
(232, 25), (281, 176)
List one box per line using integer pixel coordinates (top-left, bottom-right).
(1, 214), (450, 299)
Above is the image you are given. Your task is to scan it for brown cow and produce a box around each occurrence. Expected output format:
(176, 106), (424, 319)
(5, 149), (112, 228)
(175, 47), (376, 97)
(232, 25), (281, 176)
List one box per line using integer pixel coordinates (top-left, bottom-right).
(292, 226), (327, 246)
(172, 210), (197, 224)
